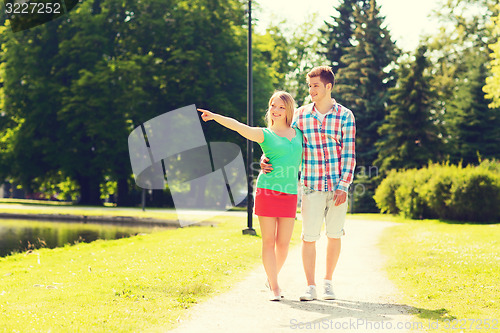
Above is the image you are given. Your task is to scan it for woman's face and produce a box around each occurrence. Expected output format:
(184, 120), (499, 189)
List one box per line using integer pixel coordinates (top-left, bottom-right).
(269, 97), (287, 124)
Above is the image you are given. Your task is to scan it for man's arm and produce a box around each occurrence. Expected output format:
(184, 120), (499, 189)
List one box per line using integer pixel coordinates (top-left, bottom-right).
(260, 155), (273, 173)
(334, 110), (356, 205)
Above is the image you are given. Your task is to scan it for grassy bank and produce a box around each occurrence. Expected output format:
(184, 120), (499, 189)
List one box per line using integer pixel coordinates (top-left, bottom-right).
(0, 199), (177, 221)
(0, 216), (301, 332)
(379, 217), (500, 332)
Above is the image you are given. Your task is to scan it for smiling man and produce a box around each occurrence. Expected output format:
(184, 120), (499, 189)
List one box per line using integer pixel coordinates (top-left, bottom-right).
(262, 66), (356, 301)
(295, 66), (356, 301)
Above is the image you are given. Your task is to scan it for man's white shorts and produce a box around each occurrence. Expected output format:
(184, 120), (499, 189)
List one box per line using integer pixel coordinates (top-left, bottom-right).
(301, 185), (348, 242)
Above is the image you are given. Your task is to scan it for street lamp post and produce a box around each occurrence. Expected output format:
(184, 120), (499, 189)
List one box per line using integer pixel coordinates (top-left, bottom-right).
(243, 0), (256, 236)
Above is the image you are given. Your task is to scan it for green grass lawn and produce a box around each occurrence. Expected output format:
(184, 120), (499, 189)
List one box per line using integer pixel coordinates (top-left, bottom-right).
(3, 201), (498, 332)
(0, 216), (302, 332)
(379, 217), (500, 332)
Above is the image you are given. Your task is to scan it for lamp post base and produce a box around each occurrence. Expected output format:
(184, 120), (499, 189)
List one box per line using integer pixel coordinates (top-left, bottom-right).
(242, 228), (256, 236)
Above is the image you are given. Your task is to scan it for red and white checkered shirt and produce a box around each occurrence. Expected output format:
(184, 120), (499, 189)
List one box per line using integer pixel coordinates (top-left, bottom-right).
(292, 101), (356, 193)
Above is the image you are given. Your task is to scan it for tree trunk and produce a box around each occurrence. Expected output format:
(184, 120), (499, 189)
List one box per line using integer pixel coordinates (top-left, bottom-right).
(116, 177), (133, 207)
(77, 175), (102, 206)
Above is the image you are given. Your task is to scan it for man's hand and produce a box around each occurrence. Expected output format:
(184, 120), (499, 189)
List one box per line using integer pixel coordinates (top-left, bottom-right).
(333, 189), (347, 206)
(260, 156), (273, 174)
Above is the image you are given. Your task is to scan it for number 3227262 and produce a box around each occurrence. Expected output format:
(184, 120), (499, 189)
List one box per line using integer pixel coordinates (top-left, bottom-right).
(5, 2), (62, 15)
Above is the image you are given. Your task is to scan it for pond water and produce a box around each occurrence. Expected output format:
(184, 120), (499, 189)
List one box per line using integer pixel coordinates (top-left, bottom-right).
(0, 219), (168, 257)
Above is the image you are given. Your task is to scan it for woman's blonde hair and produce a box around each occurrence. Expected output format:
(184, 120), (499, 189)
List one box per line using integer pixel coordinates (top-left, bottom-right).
(265, 91), (296, 128)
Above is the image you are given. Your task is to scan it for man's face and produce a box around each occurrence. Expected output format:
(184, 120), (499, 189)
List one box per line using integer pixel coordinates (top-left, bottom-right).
(308, 76), (331, 103)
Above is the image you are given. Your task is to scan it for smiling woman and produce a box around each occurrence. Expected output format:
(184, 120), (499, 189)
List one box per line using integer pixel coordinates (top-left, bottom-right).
(198, 90), (303, 301)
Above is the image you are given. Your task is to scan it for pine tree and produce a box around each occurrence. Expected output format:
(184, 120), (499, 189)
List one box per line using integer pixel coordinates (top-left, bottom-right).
(331, 0), (398, 212)
(335, 0), (399, 168)
(376, 46), (441, 173)
(319, 0), (369, 73)
(446, 49), (500, 164)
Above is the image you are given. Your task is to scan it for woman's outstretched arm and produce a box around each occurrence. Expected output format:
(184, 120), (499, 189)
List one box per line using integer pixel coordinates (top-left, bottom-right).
(197, 109), (264, 143)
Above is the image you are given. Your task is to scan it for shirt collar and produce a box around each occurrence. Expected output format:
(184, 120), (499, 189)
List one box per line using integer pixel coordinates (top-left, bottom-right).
(312, 99), (338, 116)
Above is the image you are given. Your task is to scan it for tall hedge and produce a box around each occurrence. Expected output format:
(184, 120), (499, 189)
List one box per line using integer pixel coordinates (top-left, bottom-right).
(374, 161), (500, 223)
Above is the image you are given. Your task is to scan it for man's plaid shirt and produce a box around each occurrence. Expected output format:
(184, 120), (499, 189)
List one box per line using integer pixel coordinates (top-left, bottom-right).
(292, 101), (356, 193)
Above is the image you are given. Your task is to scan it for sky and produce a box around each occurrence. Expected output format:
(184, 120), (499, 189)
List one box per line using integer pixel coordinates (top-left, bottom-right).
(254, 0), (442, 52)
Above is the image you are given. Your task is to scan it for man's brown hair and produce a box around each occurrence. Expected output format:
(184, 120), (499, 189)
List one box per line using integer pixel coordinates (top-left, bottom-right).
(306, 66), (335, 88)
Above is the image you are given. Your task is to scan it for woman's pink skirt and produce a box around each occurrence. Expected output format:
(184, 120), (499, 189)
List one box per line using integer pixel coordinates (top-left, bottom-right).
(254, 188), (298, 218)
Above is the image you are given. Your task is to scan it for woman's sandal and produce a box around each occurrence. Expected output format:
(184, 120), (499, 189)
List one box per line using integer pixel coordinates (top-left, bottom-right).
(269, 288), (284, 301)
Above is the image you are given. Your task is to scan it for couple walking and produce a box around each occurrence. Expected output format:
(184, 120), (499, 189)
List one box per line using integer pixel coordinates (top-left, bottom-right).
(198, 66), (356, 302)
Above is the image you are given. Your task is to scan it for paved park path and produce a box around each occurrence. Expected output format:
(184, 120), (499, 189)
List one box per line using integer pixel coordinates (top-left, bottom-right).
(171, 218), (416, 333)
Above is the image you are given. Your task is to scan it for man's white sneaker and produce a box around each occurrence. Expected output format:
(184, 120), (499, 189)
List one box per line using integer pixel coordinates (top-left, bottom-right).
(299, 285), (317, 301)
(323, 280), (336, 300)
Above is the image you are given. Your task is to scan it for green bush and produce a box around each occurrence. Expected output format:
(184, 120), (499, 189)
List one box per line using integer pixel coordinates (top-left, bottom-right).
(420, 164), (457, 220)
(374, 161), (500, 223)
(447, 169), (500, 222)
(394, 168), (433, 219)
(478, 159), (500, 173)
(393, 169), (419, 219)
(373, 170), (400, 214)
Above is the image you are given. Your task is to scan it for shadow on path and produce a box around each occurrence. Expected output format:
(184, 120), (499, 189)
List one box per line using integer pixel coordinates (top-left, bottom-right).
(281, 298), (414, 322)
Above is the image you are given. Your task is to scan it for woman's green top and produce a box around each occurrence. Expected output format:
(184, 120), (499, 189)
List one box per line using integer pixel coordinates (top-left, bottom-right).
(255, 127), (303, 194)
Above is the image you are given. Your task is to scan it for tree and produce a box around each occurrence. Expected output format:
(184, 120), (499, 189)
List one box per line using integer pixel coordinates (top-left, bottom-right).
(0, 18), (63, 194)
(320, 0), (369, 73)
(426, 0), (499, 163)
(284, 17), (328, 106)
(376, 46), (441, 172)
(329, 0), (399, 212)
(335, 0), (399, 168)
(0, 0), (276, 205)
(484, 4), (500, 108)
(446, 49), (500, 164)
(252, 25), (291, 126)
